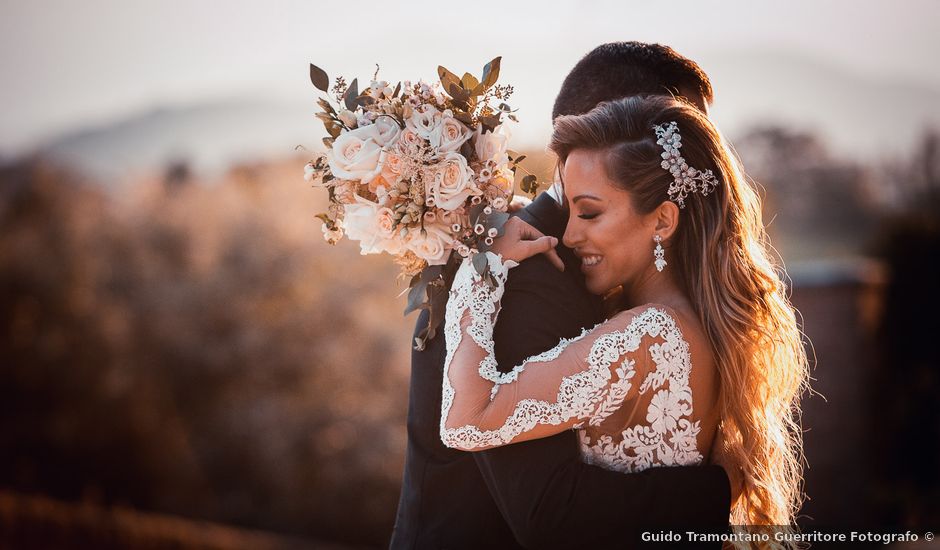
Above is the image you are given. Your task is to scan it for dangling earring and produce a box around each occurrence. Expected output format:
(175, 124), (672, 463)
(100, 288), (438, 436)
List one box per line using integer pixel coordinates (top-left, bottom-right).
(653, 235), (667, 272)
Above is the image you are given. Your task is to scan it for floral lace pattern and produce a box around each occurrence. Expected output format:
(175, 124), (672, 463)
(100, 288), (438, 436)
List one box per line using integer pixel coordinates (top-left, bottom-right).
(440, 252), (704, 471)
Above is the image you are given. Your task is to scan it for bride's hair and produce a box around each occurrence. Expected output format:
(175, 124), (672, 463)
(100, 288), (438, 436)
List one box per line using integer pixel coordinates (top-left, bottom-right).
(550, 95), (810, 530)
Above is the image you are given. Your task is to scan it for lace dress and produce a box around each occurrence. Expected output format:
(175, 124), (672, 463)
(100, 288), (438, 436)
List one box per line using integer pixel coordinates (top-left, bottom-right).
(440, 252), (708, 473)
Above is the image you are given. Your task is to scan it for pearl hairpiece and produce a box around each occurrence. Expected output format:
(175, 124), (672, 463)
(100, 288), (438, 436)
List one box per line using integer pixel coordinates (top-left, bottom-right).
(654, 121), (719, 208)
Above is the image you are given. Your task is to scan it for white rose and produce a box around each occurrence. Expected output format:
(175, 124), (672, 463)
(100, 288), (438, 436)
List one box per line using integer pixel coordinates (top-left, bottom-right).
(328, 125), (385, 183)
(426, 152), (480, 211)
(406, 223), (454, 266)
(474, 123), (511, 166)
(430, 110), (471, 153)
(406, 104), (441, 139)
(342, 196), (402, 255)
(372, 115), (402, 147)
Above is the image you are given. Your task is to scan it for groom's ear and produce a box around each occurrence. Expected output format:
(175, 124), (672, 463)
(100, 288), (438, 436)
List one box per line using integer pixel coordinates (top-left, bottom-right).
(653, 201), (680, 241)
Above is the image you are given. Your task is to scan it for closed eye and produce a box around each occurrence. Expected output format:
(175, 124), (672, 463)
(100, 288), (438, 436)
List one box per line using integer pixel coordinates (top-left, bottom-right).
(578, 213), (599, 220)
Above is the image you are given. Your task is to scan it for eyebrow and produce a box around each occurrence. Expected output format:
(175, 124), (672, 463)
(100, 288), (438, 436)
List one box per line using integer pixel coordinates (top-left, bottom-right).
(571, 194), (603, 204)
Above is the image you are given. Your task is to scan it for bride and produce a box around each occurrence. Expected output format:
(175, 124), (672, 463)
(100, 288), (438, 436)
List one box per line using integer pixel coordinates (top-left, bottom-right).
(440, 95), (808, 528)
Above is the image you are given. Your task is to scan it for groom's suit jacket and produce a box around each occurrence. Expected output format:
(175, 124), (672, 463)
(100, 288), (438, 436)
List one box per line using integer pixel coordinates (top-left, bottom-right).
(390, 192), (731, 549)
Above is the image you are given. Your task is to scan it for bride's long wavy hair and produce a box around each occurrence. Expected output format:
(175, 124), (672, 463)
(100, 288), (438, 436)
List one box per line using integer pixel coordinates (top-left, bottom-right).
(550, 95), (809, 530)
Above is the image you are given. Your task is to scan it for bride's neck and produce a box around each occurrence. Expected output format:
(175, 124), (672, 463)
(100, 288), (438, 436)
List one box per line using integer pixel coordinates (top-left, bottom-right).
(621, 268), (689, 312)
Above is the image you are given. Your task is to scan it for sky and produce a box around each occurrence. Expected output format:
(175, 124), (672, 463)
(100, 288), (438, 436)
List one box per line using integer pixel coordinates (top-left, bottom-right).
(2, 0), (939, 159)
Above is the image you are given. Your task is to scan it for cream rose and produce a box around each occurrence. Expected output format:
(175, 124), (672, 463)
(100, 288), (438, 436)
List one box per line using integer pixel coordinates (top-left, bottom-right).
(342, 196), (402, 255)
(474, 123), (510, 166)
(405, 223), (454, 266)
(426, 152), (480, 211)
(406, 104), (442, 139)
(372, 115), (402, 147)
(328, 125), (385, 183)
(430, 110), (471, 153)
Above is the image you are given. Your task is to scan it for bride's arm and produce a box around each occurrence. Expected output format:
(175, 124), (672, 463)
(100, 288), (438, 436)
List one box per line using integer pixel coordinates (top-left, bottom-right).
(440, 246), (651, 451)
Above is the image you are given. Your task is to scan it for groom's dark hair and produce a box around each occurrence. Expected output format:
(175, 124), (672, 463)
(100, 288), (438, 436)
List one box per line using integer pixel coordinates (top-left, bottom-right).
(552, 42), (713, 119)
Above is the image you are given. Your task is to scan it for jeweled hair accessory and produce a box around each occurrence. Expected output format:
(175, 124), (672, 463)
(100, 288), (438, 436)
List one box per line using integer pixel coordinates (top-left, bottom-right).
(654, 121), (719, 208)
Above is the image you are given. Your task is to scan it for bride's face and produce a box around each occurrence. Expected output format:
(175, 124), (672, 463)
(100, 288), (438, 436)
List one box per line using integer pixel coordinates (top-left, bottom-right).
(561, 148), (659, 296)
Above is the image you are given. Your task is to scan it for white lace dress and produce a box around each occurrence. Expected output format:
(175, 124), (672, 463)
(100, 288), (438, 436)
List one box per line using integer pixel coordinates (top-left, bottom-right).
(440, 252), (707, 473)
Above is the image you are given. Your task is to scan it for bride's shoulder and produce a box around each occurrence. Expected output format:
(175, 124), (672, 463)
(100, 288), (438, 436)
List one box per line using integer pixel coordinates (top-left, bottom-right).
(606, 303), (685, 333)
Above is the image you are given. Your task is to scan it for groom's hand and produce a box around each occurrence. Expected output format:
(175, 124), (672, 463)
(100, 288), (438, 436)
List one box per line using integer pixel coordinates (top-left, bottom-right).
(492, 217), (565, 272)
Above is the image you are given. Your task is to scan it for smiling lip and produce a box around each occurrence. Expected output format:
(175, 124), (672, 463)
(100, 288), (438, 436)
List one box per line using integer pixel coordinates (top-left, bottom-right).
(578, 254), (604, 272)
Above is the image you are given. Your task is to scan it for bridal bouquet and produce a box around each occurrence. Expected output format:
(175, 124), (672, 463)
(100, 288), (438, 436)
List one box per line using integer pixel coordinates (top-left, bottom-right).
(304, 58), (540, 349)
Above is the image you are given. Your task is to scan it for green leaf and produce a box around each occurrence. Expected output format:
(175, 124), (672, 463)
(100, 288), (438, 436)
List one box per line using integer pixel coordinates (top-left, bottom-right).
(343, 78), (359, 112)
(309, 63), (330, 92)
(482, 56), (502, 89)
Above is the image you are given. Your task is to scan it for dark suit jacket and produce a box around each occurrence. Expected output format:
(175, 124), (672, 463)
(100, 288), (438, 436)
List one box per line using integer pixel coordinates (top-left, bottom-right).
(390, 192), (731, 549)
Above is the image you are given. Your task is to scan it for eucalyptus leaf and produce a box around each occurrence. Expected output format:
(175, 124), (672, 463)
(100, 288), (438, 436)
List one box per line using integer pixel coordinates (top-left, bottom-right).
(317, 98), (335, 115)
(472, 252), (489, 276)
(424, 285), (448, 344)
(521, 174), (539, 197)
(438, 66), (461, 93)
(453, 112), (474, 126)
(468, 202), (486, 221)
(325, 121), (342, 139)
(343, 78), (359, 112)
(479, 114), (500, 127)
(309, 63), (330, 92)
(484, 211), (510, 229)
(404, 279), (429, 315)
(461, 72), (480, 91)
(448, 83), (470, 104)
(482, 57), (502, 89)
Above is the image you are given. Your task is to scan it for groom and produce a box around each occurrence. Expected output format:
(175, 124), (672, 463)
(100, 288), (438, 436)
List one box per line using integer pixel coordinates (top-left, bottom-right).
(391, 42), (730, 549)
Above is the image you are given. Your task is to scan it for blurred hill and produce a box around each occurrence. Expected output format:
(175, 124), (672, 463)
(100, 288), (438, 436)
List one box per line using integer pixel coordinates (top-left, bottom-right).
(36, 97), (313, 184)
(19, 51), (940, 185)
(704, 51), (940, 160)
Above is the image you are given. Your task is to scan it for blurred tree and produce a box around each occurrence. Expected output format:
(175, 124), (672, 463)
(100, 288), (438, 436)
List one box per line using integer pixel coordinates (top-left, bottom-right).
(0, 158), (412, 546)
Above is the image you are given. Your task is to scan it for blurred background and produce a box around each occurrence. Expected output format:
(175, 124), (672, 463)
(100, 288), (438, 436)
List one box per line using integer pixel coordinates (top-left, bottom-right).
(1, 0), (938, 548)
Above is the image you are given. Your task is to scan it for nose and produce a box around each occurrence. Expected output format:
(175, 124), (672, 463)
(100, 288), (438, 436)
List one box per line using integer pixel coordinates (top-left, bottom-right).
(562, 213), (583, 250)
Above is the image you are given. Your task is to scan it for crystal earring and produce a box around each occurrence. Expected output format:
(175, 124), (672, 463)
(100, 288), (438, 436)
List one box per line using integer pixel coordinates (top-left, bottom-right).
(653, 235), (667, 272)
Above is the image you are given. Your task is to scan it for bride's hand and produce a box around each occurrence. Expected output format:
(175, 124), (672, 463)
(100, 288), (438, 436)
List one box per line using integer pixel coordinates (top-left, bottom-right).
(507, 194), (532, 214)
(490, 217), (565, 272)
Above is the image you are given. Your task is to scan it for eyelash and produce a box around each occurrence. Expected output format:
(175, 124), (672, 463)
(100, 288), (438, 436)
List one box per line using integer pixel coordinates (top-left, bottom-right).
(578, 213), (599, 220)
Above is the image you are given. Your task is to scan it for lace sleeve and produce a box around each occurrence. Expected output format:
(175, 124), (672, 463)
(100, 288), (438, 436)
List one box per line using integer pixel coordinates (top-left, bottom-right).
(440, 252), (662, 451)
